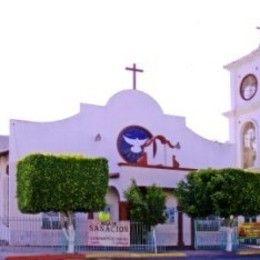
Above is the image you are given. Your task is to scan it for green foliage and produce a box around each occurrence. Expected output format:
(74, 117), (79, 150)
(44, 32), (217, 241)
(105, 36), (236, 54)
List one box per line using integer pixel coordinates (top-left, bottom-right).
(17, 153), (109, 214)
(124, 180), (166, 228)
(174, 168), (260, 218)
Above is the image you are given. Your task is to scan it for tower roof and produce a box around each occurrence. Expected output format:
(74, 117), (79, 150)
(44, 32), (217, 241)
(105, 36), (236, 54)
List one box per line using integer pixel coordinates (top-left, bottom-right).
(224, 46), (260, 70)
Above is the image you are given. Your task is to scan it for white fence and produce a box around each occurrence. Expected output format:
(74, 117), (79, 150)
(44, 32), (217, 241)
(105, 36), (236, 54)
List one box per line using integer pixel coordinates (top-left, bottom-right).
(194, 219), (239, 250)
(0, 216), (184, 253)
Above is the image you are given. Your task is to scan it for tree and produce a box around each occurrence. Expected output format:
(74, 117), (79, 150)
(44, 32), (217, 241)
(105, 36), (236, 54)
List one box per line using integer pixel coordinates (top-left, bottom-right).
(124, 180), (166, 252)
(17, 153), (109, 253)
(174, 168), (260, 251)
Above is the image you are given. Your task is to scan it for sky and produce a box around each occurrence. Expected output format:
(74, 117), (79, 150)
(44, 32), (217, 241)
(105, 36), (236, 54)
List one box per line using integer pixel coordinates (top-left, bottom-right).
(0, 0), (260, 142)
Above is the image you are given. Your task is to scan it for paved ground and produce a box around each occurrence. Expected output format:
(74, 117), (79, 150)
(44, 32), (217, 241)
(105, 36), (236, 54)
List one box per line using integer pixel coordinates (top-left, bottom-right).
(2, 249), (260, 260)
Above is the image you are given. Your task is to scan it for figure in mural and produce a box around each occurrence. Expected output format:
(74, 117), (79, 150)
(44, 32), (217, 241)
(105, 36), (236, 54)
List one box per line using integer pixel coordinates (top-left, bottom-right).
(243, 122), (256, 168)
(143, 135), (180, 167)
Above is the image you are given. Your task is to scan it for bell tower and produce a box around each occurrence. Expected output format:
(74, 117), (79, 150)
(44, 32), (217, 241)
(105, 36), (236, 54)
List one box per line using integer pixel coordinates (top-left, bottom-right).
(224, 47), (260, 169)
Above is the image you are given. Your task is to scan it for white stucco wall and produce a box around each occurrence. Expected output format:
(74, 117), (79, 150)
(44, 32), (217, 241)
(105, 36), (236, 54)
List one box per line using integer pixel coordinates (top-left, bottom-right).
(225, 52), (260, 168)
(9, 89), (235, 218)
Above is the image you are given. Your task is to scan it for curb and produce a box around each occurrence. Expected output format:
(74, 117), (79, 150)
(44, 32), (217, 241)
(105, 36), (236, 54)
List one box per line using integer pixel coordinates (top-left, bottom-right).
(86, 252), (187, 258)
(4, 249), (260, 259)
(237, 249), (260, 256)
(5, 252), (187, 260)
(5, 254), (86, 260)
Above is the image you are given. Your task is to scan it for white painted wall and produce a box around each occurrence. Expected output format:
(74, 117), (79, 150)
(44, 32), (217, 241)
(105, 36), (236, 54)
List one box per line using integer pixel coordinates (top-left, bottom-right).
(8, 89), (236, 247)
(10, 90), (235, 218)
(225, 51), (260, 168)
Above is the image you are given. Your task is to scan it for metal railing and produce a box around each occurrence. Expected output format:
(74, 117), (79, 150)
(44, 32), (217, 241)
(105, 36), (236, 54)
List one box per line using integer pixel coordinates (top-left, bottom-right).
(0, 216), (183, 253)
(194, 218), (239, 250)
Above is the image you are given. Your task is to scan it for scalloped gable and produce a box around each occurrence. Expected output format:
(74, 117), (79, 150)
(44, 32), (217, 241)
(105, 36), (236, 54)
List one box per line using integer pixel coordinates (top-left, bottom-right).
(10, 88), (234, 171)
(106, 90), (163, 116)
(80, 89), (186, 127)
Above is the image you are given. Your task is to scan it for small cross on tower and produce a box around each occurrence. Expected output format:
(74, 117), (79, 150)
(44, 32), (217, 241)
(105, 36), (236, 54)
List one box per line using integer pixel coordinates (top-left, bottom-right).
(125, 63), (144, 90)
(256, 26), (260, 47)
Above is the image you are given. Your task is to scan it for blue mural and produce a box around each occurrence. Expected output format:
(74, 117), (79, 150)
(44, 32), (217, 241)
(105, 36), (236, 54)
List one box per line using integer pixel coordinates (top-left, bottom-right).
(117, 126), (152, 163)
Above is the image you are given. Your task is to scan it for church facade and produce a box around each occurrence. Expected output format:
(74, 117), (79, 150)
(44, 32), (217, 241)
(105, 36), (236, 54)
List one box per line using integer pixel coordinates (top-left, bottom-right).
(0, 47), (260, 247)
(224, 47), (260, 170)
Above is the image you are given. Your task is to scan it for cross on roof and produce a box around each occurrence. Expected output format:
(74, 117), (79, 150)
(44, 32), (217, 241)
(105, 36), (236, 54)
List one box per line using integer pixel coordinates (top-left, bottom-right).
(125, 63), (144, 90)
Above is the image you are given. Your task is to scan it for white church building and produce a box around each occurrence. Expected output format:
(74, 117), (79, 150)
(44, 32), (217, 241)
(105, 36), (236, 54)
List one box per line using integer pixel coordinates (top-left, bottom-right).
(0, 46), (260, 248)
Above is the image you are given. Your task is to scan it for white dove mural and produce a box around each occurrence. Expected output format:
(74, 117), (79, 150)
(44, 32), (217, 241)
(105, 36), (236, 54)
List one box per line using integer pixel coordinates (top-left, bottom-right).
(123, 135), (148, 153)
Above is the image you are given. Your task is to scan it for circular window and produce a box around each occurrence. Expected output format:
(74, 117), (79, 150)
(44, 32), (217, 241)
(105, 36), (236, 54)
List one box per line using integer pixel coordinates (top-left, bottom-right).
(117, 125), (152, 163)
(240, 74), (258, 101)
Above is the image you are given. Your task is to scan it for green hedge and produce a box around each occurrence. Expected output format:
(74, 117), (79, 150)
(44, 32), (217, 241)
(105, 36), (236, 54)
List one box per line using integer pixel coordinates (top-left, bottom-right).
(17, 153), (109, 213)
(174, 168), (260, 218)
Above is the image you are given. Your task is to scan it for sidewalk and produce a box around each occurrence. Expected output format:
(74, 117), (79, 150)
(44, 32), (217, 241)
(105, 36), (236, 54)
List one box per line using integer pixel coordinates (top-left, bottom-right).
(84, 248), (260, 258)
(3, 248), (260, 260)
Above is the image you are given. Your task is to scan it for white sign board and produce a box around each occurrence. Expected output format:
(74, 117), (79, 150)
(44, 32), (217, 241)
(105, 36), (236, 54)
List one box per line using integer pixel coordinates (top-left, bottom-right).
(87, 220), (130, 247)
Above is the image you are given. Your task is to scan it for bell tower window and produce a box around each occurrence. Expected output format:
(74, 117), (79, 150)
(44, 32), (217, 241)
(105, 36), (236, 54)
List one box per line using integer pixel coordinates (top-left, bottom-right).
(242, 122), (256, 168)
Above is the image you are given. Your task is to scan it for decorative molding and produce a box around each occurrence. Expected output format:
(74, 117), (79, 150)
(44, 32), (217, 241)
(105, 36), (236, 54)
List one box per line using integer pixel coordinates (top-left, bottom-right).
(118, 162), (196, 172)
(223, 101), (260, 118)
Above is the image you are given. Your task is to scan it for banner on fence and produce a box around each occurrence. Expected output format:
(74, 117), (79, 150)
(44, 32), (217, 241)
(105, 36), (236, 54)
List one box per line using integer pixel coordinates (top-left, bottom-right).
(87, 220), (130, 247)
(239, 222), (260, 238)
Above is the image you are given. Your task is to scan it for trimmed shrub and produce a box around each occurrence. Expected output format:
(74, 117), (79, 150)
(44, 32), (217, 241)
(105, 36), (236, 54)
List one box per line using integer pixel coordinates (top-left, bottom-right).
(17, 153), (109, 213)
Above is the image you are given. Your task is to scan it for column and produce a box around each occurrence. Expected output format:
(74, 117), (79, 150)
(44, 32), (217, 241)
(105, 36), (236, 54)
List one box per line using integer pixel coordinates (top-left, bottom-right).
(177, 206), (184, 247)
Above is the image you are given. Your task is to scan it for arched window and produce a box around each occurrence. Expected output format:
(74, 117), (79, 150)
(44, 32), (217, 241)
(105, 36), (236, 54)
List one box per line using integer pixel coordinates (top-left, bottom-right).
(242, 122), (256, 168)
